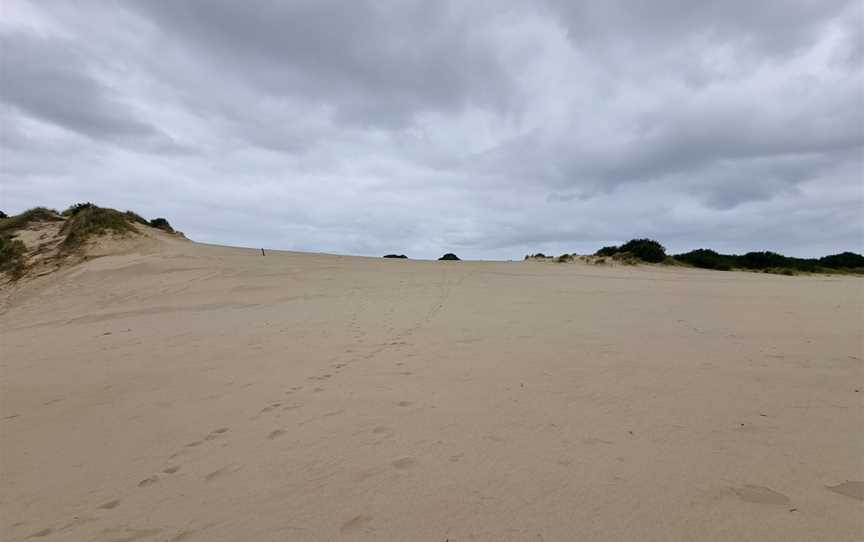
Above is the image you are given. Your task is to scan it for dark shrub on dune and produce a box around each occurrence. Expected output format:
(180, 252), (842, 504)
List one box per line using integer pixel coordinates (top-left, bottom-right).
(594, 239), (666, 263)
(383, 254), (408, 259)
(439, 253), (460, 261)
(149, 218), (174, 233)
(595, 246), (619, 257)
(618, 239), (666, 263)
(557, 254), (573, 263)
(819, 252), (864, 270)
(0, 211), (7, 219)
(674, 249), (733, 271)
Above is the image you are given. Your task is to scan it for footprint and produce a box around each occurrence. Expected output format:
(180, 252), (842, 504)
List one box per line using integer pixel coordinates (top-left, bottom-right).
(732, 485), (790, 505)
(340, 515), (373, 534)
(282, 404), (302, 411)
(204, 466), (238, 482)
(268, 429), (287, 440)
(98, 499), (121, 510)
(204, 427), (229, 440)
(167, 531), (196, 542)
(391, 457), (417, 469)
(28, 527), (53, 538)
(138, 476), (159, 488)
(826, 481), (864, 501)
(396, 401), (414, 407)
(162, 466), (181, 474)
(185, 440), (203, 448)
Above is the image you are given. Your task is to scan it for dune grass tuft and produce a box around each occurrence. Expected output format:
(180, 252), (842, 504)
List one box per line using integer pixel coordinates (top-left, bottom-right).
(0, 207), (62, 236)
(0, 236), (27, 279)
(61, 206), (137, 249)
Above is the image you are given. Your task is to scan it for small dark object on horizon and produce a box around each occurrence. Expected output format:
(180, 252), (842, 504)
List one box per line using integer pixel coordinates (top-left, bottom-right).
(261, 248), (265, 256)
(0, 211), (7, 219)
(383, 254), (407, 259)
(439, 253), (460, 261)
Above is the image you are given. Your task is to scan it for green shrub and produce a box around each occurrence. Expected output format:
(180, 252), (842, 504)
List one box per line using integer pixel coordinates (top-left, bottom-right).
(618, 239), (666, 263)
(439, 253), (460, 261)
(62, 202), (96, 217)
(819, 252), (864, 270)
(557, 254), (573, 263)
(0, 211), (7, 219)
(149, 217), (174, 233)
(674, 249), (733, 271)
(595, 245), (619, 257)
(613, 252), (639, 265)
(383, 254), (408, 259)
(0, 236), (27, 279)
(61, 206), (136, 249)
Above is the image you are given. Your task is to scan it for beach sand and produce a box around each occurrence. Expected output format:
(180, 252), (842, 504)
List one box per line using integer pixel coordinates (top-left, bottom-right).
(1, 235), (862, 541)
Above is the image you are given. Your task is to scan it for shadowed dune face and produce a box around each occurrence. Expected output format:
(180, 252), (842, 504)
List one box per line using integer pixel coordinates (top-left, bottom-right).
(1, 238), (862, 541)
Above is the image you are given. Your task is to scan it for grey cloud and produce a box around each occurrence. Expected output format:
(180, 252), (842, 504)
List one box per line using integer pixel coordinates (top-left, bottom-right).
(544, 0), (857, 56)
(120, 0), (514, 127)
(0, 0), (861, 259)
(0, 33), (167, 144)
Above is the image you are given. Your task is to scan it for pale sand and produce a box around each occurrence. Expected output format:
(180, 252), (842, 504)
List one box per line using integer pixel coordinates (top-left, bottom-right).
(1, 235), (862, 541)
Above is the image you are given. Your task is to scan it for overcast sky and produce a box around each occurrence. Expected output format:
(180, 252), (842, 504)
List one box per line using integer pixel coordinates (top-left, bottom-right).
(1, 1), (862, 259)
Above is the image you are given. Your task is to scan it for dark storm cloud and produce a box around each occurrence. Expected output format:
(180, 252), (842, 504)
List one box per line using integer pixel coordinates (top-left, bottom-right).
(0, 33), (168, 145)
(0, 0), (861, 259)
(121, 0), (514, 126)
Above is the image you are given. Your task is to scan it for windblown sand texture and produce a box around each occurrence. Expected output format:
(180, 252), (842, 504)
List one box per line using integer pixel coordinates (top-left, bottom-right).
(1, 233), (862, 541)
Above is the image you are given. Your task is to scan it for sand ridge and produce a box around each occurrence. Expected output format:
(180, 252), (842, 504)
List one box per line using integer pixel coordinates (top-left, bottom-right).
(1, 238), (862, 541)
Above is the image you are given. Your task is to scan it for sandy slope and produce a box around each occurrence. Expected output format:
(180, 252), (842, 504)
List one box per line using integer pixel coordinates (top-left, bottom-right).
(1, 236), (862, 541)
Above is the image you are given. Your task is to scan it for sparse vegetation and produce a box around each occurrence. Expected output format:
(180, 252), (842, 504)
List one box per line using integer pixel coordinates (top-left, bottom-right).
(0, 207), (62, 236)
(61, 205), (137, 249)
(439, 253), (460, 261)
(0, 203), (180, 280)
(557, 254), (573, 263)
(0, 236), (27, 279)
(383, 254), (408, 259)
(149, 217), (174, 233)
(0, 211), (7, 219)
(124, 211), (149, 225)
(62, 202), (96, 217)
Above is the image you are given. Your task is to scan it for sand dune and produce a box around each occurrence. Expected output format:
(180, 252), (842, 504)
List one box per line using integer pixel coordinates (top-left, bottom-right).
(1, 235), (862, 541)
